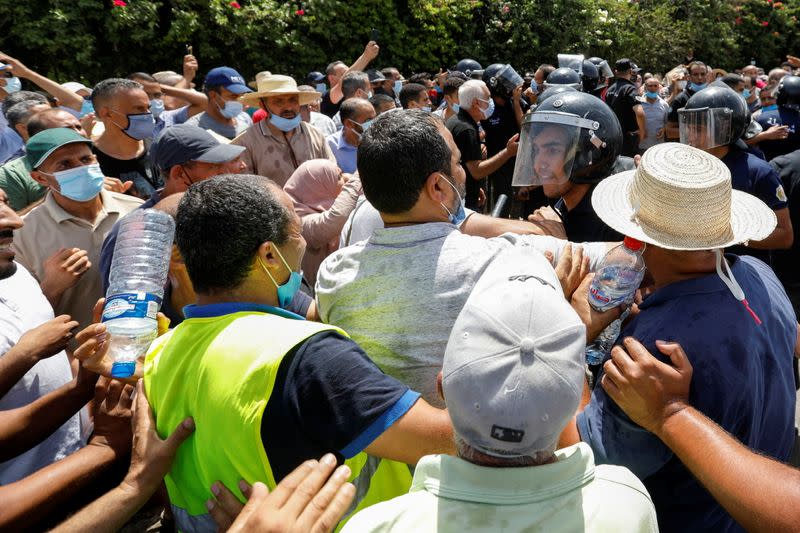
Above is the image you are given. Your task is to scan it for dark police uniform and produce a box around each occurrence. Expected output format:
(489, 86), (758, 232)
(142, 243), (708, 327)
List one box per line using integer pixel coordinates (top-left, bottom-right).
(755, 107), (800, 161)
(722, 145), (789, 262)
(604, 77), (641, 156)
(446, 108), (484, 210)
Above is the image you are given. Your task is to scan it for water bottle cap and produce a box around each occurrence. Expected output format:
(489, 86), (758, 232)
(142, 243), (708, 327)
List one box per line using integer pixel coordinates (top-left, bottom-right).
(623, 236), (643, 251)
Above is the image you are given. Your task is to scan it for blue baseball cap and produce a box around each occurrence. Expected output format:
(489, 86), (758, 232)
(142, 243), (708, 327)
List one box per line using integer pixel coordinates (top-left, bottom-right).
(204, 67), (252, 94)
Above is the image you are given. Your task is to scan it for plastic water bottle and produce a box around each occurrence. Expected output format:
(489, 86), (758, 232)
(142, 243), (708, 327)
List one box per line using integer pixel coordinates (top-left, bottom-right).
(102, 209), (175, 378)
(584, 237), (645, 365)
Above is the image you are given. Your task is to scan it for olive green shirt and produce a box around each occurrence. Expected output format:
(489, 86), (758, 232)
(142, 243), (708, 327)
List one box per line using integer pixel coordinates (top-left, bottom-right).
(0, 156), (45, 211)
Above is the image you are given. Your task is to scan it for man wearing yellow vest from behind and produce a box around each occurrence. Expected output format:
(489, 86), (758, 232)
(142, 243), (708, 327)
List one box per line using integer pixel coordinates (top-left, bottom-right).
(143, 173), (454, 533)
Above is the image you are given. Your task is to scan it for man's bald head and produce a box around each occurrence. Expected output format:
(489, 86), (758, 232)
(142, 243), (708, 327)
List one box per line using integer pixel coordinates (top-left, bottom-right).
(26, 108), (87, 138)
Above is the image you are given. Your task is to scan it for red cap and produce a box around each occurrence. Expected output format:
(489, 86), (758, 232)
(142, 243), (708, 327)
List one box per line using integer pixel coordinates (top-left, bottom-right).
(623, 236), (643, 251)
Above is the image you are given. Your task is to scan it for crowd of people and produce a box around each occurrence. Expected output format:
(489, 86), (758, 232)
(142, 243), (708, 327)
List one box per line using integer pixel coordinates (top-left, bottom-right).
(0, 37), (799, 532)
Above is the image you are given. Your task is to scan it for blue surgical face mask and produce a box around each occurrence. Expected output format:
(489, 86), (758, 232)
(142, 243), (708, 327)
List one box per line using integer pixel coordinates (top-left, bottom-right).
(219, 99), (244, 119)
(3, 76), (21, 94)
(269, 113), (302, 132)
(150, 98), (165, 119)
(45, 163), (105, 202)
(439, 174), (466, 225)
(421, 106), (432, 113)
(450, 102), (460, 113)
(645, 91), (660, 99)
(479, 97), (495, 119)
(350, 118), (373, 143)
(315, 83), (327, 94)
(742, 89), (751, 100)
(393, 80), (403, 95)
(689, 82), (707, 92)
(762, 104), (778, 112)
(259, 245), (302, 308)
(112, 110), (155, 140)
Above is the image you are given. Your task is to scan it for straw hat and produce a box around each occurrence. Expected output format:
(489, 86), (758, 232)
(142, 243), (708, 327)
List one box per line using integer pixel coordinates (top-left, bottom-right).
(239, 74), (320, 106)
(591, 142), (776, 250)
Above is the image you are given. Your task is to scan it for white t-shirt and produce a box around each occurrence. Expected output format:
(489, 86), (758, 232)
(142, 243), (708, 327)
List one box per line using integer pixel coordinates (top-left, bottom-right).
(0, 263), (83, 484)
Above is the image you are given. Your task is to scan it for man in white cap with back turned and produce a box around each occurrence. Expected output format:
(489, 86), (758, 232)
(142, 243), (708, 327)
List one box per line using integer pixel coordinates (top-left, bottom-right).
(562, 142), (797, 532)
(233, 75), (335, 186)
(342, 247), (658, 532)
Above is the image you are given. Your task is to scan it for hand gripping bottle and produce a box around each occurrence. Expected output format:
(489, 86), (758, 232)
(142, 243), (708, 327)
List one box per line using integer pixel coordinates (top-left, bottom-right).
(584, 237), (645, 365)
(102, 209), (175, 378)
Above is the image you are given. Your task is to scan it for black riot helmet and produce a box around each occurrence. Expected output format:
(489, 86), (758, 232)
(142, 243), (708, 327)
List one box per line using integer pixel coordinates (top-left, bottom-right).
(513, 91), (622, 186)
(680, 83), (749, 149)
(533, 85), (578, 110)
(776, 75), (800, 111)
(484, 63), (524, 99)
(587, 57), (604, 66)
(454, 59), (483, 79)
(581, 60), (600, 93)
(544, 67), (581, 90)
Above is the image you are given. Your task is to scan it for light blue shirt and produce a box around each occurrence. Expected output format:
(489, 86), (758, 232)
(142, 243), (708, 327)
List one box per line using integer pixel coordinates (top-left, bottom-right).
(326, 130), (357, 174)
(0, 112), (23, 165)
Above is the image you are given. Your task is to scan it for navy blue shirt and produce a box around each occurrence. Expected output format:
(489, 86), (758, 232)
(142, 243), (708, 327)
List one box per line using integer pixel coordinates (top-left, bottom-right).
(721, 146), (788, 211)
(578, 255), (797, 533)
(755, 107), (800, 161)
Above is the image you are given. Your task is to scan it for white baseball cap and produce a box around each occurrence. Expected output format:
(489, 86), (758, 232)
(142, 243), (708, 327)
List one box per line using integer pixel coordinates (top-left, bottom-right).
(442, 247), (587, 457)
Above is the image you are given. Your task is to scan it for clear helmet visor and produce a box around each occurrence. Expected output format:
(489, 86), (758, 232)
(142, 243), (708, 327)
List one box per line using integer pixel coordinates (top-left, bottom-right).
(513, 111), (596, 187)
(558, 54), (584, 76)
(597, 60), (614, 78)
(678, 107), (734, 149)
(491, 64), (524, 94)
(542, 81), (581, 91)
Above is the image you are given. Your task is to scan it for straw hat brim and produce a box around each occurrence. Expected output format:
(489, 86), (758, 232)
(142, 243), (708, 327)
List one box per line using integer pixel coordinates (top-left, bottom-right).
(591, 170), (777, 250)
(239, 90), (320, 106)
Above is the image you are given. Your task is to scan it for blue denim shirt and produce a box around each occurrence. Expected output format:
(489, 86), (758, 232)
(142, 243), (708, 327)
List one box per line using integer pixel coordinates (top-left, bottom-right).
(578, 255), (797, 533)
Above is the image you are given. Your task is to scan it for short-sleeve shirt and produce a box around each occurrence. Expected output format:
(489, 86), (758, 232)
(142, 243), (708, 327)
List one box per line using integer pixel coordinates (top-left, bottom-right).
(604, 78), (641, 134)
(320, 91), (341, 117)
(231, 120), (335, 187)
(755, 107), (800, 161)
(578, 255), (797, 532)
(175, 303), (418, 483)
(721, 145), (788, 210)
(639, 98), (670, 150)
(184, 110), (252, 140)
(446, 109), (484, 209)
(0, 263), (83, 484)
(770, 151), (800, 287)
(14, 190), (144, 328)
(0, 156), (44, 211)
(261, 329), (418, 480)
(93, 144), (161, 199)
(481, 99), (525, 198)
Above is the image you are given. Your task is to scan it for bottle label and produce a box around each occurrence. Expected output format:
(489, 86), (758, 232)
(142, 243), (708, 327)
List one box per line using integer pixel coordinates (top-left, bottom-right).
(102, 292), (162, 322)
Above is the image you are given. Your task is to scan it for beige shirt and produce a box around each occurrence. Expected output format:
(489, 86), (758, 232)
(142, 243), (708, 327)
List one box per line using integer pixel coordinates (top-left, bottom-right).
(232, 121), (335, 187)
(14, 190), (143, 328)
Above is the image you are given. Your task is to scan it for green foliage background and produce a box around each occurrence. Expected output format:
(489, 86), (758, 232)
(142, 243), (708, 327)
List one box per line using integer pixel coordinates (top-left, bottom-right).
(0, 0), (797, 85)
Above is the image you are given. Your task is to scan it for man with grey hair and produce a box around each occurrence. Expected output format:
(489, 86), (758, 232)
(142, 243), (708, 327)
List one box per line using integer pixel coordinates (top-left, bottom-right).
(446, 79), (518, 209)
(327, 97), (375, 173)
(297, 85), (336, 136)
(342, 248), (658, 532)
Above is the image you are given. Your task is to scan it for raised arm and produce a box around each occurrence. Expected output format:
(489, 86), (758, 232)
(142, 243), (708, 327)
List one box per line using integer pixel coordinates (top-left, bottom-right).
(330, 41), (380, 105)
(0, 52), (83, 111)
(161, 84), (208, 118)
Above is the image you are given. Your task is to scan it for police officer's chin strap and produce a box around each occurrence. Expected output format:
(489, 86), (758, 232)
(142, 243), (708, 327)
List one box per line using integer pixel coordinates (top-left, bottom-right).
(714, 249), (762, 325)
